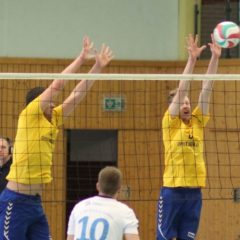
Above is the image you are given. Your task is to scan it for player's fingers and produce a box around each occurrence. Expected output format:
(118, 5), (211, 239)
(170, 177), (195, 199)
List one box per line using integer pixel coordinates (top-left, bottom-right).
(104, 46), (110, 55)
(194, 34), (199, 45)
(89, 42), (94, 50)
(199, 45), (207, 52)
(108, 50), (114, 59)
(100, 44), (106, 55)
(187, 34), (192, 45)
(210, 33), (215, 44)
(208, 43), (213, 49)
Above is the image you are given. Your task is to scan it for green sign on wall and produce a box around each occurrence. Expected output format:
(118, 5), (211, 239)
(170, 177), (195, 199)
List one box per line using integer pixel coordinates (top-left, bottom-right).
(103, 97), (125, 112)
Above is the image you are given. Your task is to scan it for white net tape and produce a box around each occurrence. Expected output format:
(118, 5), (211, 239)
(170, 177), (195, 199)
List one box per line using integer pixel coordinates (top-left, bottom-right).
(0, 73), (239, 80)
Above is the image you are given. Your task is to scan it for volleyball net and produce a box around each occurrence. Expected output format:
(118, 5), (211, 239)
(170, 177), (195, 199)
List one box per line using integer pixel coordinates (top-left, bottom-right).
(1, 73), (240, 199)
(1, 73), (240, 239)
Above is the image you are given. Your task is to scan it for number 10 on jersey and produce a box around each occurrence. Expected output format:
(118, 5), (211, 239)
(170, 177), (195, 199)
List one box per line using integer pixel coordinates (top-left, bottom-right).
(77, 216), (110, 240)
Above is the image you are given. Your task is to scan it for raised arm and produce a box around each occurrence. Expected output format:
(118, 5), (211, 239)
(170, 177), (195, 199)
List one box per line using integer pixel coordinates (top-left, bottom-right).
(169, 34), (206, 117)
(62, 44), (113, 117)
(198, 34), (221, 115)
(39, 36), (93, 111)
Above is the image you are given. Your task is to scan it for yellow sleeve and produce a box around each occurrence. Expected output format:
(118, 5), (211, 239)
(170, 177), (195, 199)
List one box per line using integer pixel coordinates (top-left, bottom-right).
(24, 96), (43, 117)
(52, 104), (63, 127)
(162, 110), (181, 129)
(192, 106), (210, 127)
(24, 97), (63, 127)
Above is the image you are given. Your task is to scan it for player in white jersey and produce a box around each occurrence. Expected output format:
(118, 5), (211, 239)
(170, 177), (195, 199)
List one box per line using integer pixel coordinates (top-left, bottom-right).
(67, 166), (140, 240)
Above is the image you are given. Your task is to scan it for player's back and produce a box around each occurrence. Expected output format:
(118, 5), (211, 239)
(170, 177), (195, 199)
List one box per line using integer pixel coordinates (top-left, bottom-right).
(68, 196), (138, 240)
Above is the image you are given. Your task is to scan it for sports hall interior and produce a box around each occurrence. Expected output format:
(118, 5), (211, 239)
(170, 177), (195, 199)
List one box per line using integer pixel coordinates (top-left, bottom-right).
(1, 1), (240, 239)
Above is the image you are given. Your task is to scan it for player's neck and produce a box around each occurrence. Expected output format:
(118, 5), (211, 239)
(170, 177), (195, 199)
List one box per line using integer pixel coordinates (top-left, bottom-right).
(98, 193), (116, 199)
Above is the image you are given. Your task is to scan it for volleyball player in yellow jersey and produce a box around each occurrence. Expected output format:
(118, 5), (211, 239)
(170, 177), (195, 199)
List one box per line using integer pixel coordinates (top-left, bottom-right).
(157, 34), (222, 240)
(0, 36), (113, 240)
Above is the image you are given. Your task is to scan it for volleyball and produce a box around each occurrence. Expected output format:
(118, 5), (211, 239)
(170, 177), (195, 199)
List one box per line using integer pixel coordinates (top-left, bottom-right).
(213, 21), (240, 48)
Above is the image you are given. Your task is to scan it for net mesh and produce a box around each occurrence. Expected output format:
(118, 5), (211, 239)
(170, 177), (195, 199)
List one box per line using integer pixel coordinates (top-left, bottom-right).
(1, 71), (240, 239)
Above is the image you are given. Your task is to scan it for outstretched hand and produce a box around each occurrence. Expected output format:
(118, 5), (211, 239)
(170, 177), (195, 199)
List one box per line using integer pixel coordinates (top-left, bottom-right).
(186, 34), (206, 60)
(208, 33), (222, 58)
(94, 44), (114, 69)
(79, 36), (94, 60)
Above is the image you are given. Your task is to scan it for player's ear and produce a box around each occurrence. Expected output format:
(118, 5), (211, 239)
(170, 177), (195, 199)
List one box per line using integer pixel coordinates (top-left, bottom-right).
(9, 146), (13, 155)
(5, 138), (13, 155)
(96, 182), (100, 191)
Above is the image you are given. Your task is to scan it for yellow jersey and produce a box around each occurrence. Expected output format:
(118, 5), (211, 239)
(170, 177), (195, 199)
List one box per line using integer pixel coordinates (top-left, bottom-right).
(7, 96), (63, 184)
(162, 107), (209, 187)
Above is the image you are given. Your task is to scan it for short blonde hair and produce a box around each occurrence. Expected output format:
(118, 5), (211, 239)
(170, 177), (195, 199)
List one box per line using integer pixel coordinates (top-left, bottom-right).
(98, 166), (122, 196)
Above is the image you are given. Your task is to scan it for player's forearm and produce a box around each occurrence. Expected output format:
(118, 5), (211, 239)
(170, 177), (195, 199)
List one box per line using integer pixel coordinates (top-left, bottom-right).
(62, 55), (85, 74)
(198, 80), (214, 114)
(202, 80), (214, 94)
(74, 80), (95, 103)
(199, 80), (213, 102)
(206, 55), (219, 75)
(49, 55), (86, 94)
(183, 57), (197, 74)
(178, 79), (190, 98)
(199, 54), (219, 104)
(179, 57), (195, 98)
(179, 56), (195, 98)
(62, 80), (95, 117)
(199, 87), (212, 104)
(89, 63), (103, 74)
(168, 80), (190, 116)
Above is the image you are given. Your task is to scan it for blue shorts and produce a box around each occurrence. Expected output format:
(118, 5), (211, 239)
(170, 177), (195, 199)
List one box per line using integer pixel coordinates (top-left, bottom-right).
(157, 187), (202, 240)
(0, 188), (51, 240)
